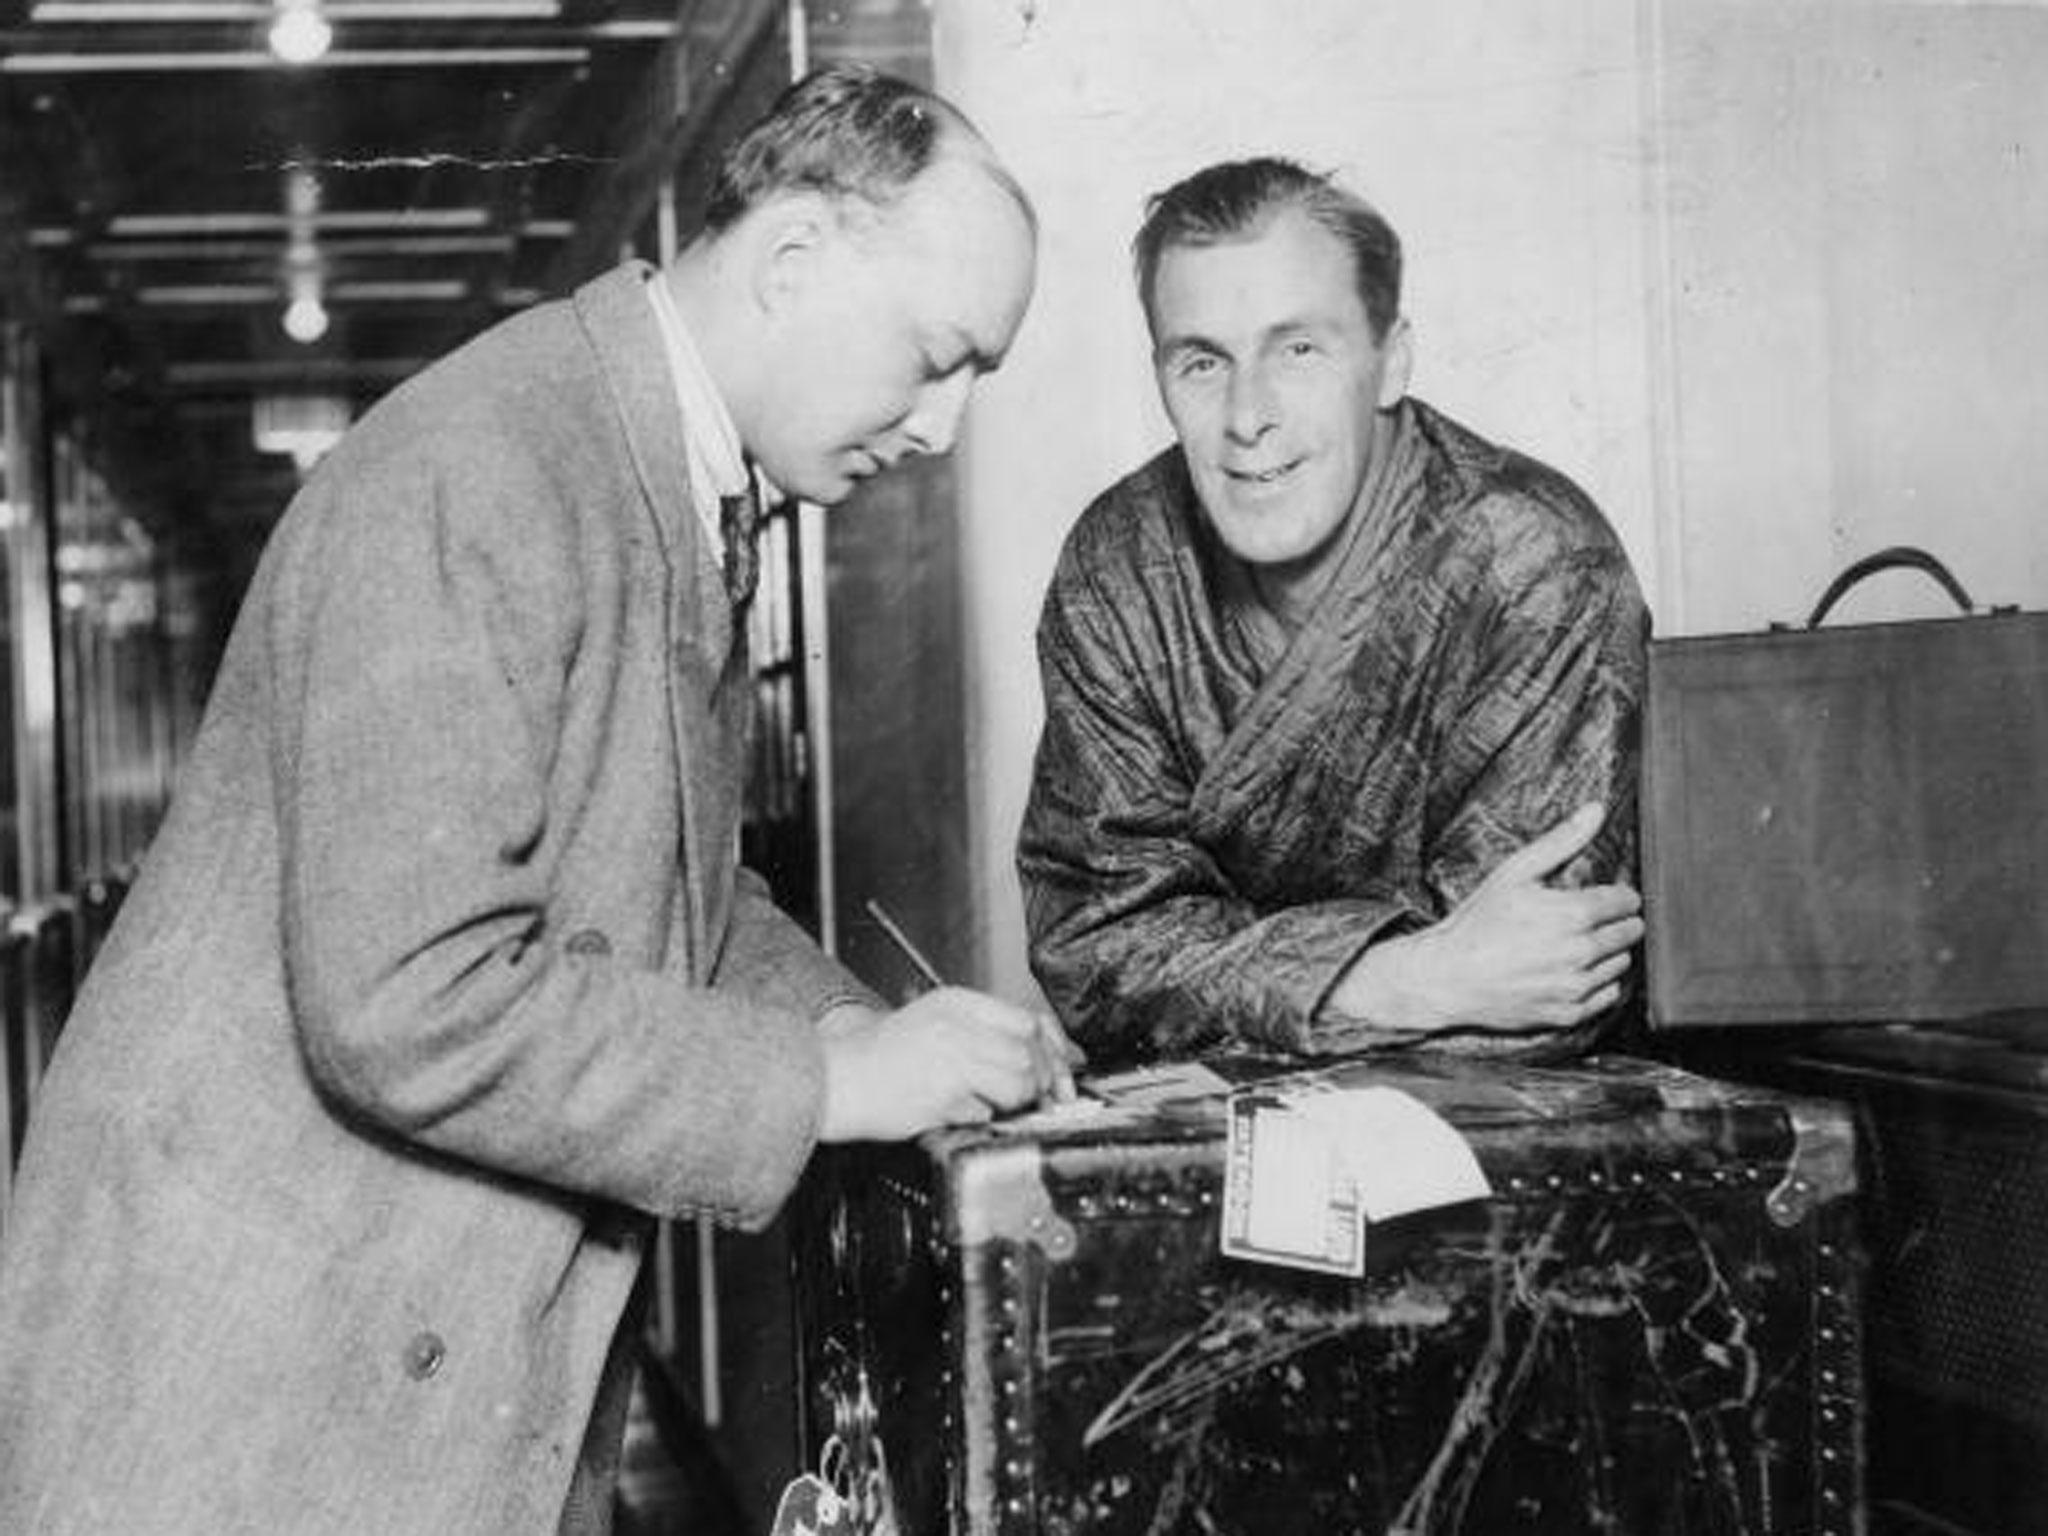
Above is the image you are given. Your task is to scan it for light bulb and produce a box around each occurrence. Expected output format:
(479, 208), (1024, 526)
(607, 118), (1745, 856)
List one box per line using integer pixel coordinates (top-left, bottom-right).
(269, 1), (332, 65)
(283, 294), (329, 344)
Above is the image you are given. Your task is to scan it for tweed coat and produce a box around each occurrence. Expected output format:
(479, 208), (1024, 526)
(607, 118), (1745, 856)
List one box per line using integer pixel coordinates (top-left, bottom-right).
(0, 262), (865, 1534)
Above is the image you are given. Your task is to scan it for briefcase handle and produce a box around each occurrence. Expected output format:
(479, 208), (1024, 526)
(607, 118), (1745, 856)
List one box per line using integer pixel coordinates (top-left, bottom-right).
(1804, 545), (1977, 629)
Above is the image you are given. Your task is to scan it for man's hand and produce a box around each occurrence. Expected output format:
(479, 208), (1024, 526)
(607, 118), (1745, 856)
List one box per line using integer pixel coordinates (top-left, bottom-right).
(1327, 804), (1643, 1033)
(816, 990), (1087, 1143)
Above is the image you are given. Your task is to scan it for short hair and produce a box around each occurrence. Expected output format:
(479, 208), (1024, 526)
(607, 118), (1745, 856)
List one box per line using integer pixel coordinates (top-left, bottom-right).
(705, 63), (1030, 234)
(1132, 156), (1403, 341)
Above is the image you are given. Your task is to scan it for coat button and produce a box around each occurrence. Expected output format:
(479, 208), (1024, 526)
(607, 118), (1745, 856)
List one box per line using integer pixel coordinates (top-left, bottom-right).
(403, 1331), (447, 1381)
(565, 928), (611, 958)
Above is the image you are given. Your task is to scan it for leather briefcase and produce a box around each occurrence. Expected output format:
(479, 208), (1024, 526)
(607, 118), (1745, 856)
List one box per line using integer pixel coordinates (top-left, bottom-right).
(1643, 546), (2048, 1030)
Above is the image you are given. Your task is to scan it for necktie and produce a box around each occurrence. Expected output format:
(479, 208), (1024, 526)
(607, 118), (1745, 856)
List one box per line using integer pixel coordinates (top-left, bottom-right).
(719, 484), (762, 610)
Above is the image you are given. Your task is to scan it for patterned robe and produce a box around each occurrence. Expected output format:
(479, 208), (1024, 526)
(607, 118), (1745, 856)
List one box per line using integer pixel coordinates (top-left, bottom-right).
(1018, 398), (1648, 1064)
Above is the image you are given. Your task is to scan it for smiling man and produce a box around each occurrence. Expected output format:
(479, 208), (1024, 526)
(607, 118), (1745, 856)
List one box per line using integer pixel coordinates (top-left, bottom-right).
(1018, 155), (1649, 1065)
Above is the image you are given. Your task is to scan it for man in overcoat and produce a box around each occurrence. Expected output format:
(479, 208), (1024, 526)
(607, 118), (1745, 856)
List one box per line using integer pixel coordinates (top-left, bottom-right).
(0, 66), (1059, 1534)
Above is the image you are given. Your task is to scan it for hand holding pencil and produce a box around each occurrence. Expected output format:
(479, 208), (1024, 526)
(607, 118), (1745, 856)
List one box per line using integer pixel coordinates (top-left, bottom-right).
(812, 903), (1085, 1143)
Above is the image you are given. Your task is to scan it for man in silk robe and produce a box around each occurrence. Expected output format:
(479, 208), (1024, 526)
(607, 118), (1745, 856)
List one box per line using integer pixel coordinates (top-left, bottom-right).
(1019, 156), (1648, 1066)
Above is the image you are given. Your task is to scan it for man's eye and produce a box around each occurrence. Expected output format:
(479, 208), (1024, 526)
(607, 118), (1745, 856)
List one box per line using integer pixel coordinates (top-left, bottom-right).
(1283, 338), (1319, 360)
(1176, 353), (1221, 379)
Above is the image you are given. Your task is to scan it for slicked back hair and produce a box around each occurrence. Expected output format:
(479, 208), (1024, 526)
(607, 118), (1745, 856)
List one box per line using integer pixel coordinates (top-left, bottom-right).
(704, 63), (1032, 236)
(1133, 156), (1402, 341)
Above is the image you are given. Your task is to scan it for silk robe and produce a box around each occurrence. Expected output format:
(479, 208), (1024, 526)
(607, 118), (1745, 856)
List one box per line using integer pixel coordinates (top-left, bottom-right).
(1019, 399), (1648, 1064)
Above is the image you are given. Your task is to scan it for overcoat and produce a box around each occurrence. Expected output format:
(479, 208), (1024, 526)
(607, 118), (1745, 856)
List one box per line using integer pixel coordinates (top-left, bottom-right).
(0, 262), (862, 1534)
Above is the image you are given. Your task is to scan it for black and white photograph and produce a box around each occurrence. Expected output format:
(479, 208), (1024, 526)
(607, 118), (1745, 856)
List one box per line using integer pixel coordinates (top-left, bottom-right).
(0, 2), (2042, 1532)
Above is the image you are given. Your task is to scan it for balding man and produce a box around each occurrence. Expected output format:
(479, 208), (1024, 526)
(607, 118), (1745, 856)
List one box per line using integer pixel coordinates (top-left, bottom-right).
(0, 65), (1069, 1536)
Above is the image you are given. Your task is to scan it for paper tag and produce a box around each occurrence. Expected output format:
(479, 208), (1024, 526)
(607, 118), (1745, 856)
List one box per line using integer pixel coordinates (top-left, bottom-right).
(1222, 1090), (1365, 1274)
(1085, 1059), (1233, 1109)
(1332, 1085), (1490, 1220)
(1221, 1082), (1489, 1276)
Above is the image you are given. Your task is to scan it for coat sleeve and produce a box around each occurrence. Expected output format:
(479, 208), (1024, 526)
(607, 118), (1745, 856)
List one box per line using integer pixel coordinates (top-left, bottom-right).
(1019, 541), (1429, 1063)
(711, 867), (884, 1020)
(270, 435), (822, 1230)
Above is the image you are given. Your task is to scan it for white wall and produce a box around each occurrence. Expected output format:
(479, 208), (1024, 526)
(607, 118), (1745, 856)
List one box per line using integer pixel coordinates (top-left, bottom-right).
(929, 0), (2048, 1002)
(1652, 0), (2048, 633)
(935, 0), (1665, 1000)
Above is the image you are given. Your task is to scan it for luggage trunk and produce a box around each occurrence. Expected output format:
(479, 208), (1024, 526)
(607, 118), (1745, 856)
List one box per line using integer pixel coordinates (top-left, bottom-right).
(792, 1053), (1862, 1536)
(1667, 1022), (2048, 1536)
(1641, 547), (2048, 1534)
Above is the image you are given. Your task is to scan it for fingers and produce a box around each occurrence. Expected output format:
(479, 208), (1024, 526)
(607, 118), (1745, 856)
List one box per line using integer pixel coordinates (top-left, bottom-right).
(1520, 942), (1632, 1030)
(973, 1010), (1079, 1108)
(1530, 906), (1641, 1025)
(820, 998), (1050, 1141)
(841, 989), (1087, 1133)
(1560, 904), (1640, 1007)
(1577, 883), (1643, 926)
(1589, 909), (1646, 955)
(953, 1031), (1041, 1114)
(1553, 888), (1642, 956)
(942, 1094), (995, 1126)
(1579, 946), (1633, 997)
(904, 990), (1082, 1116)
(1573, 979), (1624, 1019)
(1033, 1011), (1085, 1103)
(1412, 820), (1645, 1030)
(1524, 957), (1630, 1028)
(1490, 803), (1607, 886)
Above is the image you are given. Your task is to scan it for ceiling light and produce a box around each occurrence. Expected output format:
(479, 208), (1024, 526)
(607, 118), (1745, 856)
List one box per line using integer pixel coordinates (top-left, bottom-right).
(282, 255), (328, 344)
(278, 165), (328, 341)
(268, 0), (331, 65)
(282, 292), (329, 343)
(285, 164), (321, 223)
(254, 394), (352, 473)
(281, 252), (328, 342)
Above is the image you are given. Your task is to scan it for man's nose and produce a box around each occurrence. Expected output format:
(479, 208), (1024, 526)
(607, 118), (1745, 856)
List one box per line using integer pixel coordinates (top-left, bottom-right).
(1224, 365), (1276, 444)
(901, 371), (976, 457)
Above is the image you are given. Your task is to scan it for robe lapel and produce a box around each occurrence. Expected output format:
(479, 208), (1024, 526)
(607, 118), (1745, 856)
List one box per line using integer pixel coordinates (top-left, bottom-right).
(1189, 404), (1433, 841)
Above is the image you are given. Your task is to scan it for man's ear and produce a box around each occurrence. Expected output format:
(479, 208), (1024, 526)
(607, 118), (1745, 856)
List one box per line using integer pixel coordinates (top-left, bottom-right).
(748, 193), (835, 317)
(1377, 316), (1414, 408)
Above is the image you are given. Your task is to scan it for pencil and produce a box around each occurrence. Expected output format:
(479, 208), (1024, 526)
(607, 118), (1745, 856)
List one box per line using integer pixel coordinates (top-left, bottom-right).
(863, 899), (945, 991)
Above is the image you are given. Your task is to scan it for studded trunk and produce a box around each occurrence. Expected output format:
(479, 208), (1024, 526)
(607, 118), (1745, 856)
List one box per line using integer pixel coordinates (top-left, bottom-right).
(791, 1053), (1864, 1536)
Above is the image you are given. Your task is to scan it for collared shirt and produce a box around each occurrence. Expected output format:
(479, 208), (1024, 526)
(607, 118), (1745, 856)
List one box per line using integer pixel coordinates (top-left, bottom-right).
(643, 265), (750, 552)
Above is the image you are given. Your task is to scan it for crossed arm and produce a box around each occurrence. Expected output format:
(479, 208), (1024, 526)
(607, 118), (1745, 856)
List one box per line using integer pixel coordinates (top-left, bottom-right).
(1021, 524), (1648, 1060)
